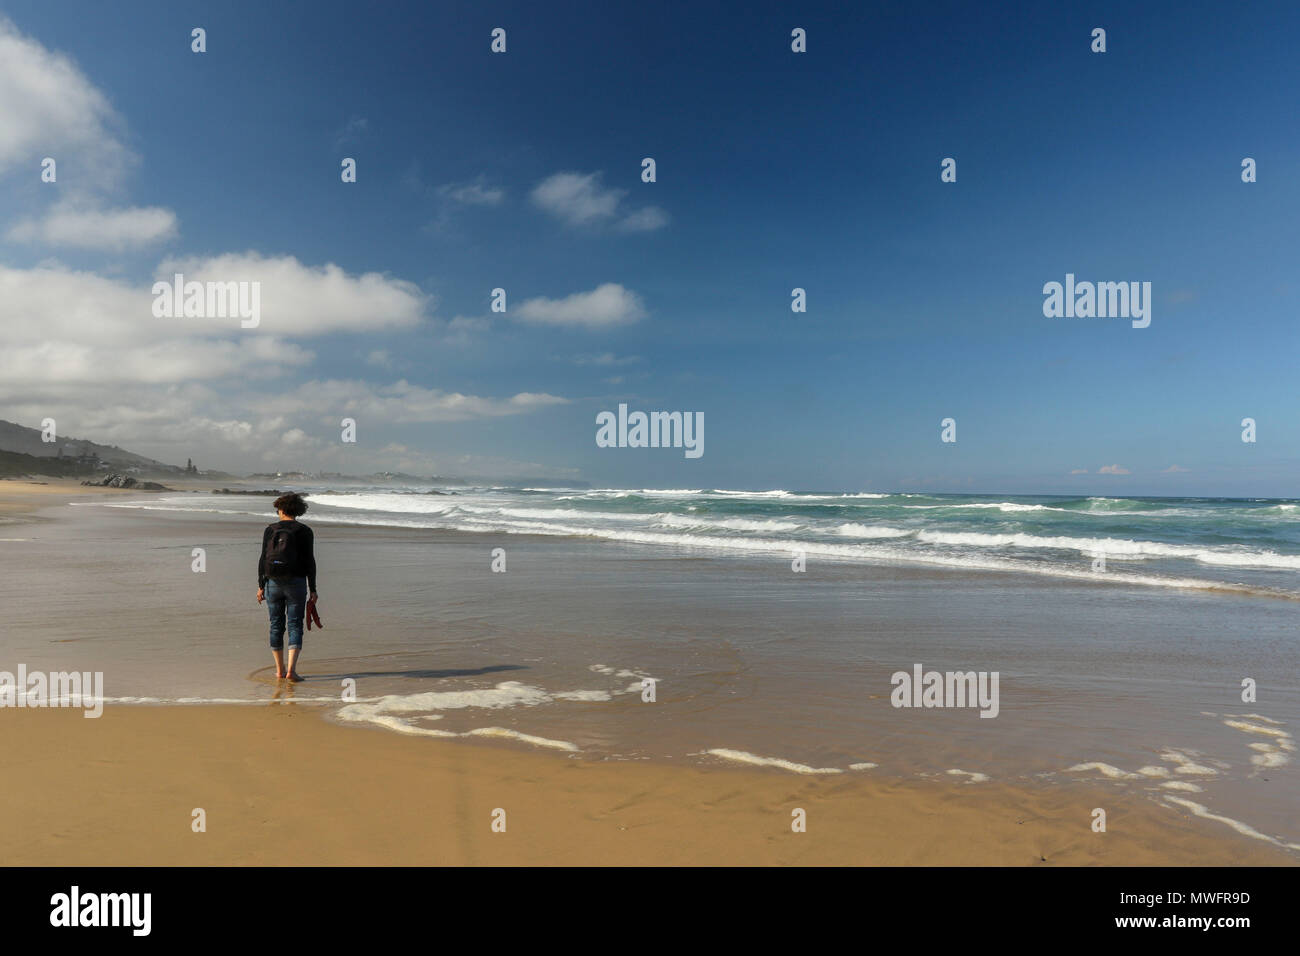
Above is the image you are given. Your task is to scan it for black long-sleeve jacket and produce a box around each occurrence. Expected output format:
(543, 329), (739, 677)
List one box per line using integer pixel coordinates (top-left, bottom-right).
(257, 520), (317, 592)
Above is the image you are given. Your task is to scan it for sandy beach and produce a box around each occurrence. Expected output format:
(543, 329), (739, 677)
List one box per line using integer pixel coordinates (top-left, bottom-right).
(0, 476), (146, 511)
(0, 478), (1296, 866)
(2, 703), (1292, 867)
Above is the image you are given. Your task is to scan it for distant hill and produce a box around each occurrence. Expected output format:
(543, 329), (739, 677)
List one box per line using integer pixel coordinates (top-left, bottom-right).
(0, 448), (99, 478)
(0, 419), (587, 486)
(0, 419), (183, 474)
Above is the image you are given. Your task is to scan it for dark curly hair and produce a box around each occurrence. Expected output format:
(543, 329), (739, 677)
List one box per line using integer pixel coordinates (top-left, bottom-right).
(273, 492), (309, 518)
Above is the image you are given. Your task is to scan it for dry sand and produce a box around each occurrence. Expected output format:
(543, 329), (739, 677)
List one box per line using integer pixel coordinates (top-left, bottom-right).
(0, 475), (155, 513)
(1, 704), (1292, 866)
(0, 475), (223, 518)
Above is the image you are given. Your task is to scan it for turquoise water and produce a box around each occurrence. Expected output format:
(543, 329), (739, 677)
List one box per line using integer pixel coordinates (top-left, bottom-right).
(107, 486), (1300, 598)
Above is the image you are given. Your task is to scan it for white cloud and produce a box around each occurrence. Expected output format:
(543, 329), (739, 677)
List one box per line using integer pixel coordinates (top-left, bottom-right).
(155, 253), (429, 336)
(1161, 464), (1189, 473)
(0, 336), (312, 387)
(440, 314), (491, 346)
(617, 205), (670, 232)
(573, 352), (640, 366)
(438, 178), (505, 206)
(333, 115), (368, 149)
(514, 283), (646, 329)
(1, 373), (573, 476)
(0, 16), (132, 188)
(0, 254), (427, 392)
(7, 200), (178, 250)
(447, 315), (490, 333)
(531, 171), (667, 232)
(1098, 464), (1130, 475)
(0, 256), (568, 473)
(0, 20), (179, 250)
(0, 21), (576, 478)
(531, 171), (623, 225)
(267, 379), (569, 424)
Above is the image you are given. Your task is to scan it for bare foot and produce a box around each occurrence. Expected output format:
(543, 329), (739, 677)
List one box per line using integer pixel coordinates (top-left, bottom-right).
(286, 671), (304, 683)
(275, 670), (286, 679)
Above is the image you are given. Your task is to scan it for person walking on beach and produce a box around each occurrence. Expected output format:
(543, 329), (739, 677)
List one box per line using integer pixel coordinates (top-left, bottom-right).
(256, 492), (318, 682)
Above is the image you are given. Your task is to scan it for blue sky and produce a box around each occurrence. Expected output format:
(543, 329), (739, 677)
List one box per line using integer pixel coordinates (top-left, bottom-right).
(1, 0), (1298, 494)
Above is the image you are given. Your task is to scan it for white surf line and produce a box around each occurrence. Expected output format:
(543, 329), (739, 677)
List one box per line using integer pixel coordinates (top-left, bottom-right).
(1204, 711), (1295, 769)
(1159, 749), (1220, 776)
(1162, 797), (1300, 852)
(1234, 713), (1284, 725)
(1064, 762), (1144, 780)
(589, 663), (657, 696)
(704, 748), (843, 774)
(946, 768), (990, 783)
(82, 498), (1300, 601)
(1066, 747), (1222, 782)
(1247, 743), (1291, 768)
(332, 707), (580, 752)
(463, 727), (580, 751)
(1222, 718), (1292, 740)
(1222, 717), (1295, 768)
(1065, 750), (1300, 851)
(328, 677), (647, 753)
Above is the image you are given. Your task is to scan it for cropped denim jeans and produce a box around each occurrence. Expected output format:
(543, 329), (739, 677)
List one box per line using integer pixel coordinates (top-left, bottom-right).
(266, 577), (308, 650)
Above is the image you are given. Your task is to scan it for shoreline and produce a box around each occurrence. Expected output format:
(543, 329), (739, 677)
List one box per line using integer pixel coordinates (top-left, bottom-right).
(10, 477), (1292, 604)
(1, 478), (1297, 865)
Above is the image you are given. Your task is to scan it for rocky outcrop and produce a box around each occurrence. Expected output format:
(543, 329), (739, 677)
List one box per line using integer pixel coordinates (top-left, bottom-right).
(211, 488), (306, 496)
(81, 474), (170, 490)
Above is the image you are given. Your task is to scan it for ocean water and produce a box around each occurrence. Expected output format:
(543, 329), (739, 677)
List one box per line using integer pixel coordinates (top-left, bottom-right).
(6, 485), (1299, 853)
(105, 485), (1300, 597)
